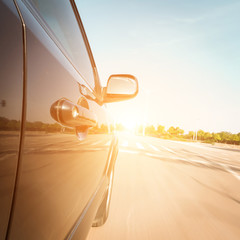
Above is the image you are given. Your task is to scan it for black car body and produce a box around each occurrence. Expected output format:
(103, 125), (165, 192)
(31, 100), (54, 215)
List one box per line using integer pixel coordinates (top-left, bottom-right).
(0, 0), (138, 239)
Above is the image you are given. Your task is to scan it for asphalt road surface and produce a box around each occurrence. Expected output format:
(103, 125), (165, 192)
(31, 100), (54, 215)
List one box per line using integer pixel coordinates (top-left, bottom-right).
(87, 133), (240, 240)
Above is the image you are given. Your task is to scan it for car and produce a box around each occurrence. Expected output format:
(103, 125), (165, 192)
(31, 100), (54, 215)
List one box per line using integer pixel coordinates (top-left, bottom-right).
(0, 0), (138, 239)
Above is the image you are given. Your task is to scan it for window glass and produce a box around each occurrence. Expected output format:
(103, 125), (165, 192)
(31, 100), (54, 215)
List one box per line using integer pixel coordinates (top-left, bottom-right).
(29, 0), (95, 88)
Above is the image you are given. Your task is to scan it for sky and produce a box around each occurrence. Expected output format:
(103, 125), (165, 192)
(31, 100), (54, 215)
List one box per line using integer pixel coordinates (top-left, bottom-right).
(76, 0), (240, 133)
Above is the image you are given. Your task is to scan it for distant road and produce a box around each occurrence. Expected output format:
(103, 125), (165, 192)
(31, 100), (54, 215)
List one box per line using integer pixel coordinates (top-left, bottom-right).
(87, 134), (240, 240)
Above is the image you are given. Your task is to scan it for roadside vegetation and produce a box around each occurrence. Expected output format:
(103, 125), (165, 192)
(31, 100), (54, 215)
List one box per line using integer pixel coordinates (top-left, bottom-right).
(135, 124), (240, 146)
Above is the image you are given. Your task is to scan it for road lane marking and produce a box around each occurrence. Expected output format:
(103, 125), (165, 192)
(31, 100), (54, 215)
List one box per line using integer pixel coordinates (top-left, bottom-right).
(226, 169), (240, 181)
(136, 142), (144, 150)
(85, 148), (103, 151)
(201, 152), (229, 161)
(90, 140), (104, 146)
(145, 152), (160, 158)
(160, 145), (176, 154)
(186, 158), (210, 165)
(168, 140), (208, 149)
(169, 156), (210, 165)
(148, 143), (159, 152)
(220, 164), (240, 181)
(104, 140), (111, 146)
(144, 153), (213, 166)
(76, 140), (91, 145)
(120, 149), (138, 154)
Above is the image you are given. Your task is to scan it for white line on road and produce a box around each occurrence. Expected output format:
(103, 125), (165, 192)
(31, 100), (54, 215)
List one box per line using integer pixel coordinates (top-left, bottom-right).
(76, 140), (92, 145)
(144, 153), (212, 166)
(169, 156), (210, 165)
(184, 158), (210, 165)
(136, 142), (144, 150)
(200, 152), (229, 161)
(160, 145), (176, 154)
(168, 140), (208, 150)
(148, 143), (159, 152)
(120, 149), (138, 154)
(90, 140), (104, 146)
(145, 152), (160, 158)
(104, 140), (111, 146)
(220, 164), (240, 181)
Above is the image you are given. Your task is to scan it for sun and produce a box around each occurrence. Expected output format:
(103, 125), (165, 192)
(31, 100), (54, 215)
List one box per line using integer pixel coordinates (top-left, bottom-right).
(117, 115), (139, 133)
(108, 101), (143, 133)
(123, 119), (136, 131)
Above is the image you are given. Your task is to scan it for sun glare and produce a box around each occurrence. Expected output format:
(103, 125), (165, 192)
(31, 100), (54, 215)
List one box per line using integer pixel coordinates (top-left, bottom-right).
(108, 101), (143, 134)
(123, 119), (136, 131)
(117, 116), (139, 133)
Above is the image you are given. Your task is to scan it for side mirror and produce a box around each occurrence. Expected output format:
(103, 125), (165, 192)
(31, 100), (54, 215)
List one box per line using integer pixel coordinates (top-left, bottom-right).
(103, 74), (138, 103)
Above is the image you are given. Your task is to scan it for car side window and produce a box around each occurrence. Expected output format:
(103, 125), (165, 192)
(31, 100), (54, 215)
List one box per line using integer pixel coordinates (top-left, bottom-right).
(27, 0), (95, 89)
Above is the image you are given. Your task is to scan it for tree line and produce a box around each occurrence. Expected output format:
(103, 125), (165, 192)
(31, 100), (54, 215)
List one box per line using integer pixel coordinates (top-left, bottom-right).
(137, 124), (240, 145)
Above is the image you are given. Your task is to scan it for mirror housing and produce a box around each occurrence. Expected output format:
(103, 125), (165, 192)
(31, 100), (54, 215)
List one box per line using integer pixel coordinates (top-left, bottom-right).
(103, 74), (138, 103)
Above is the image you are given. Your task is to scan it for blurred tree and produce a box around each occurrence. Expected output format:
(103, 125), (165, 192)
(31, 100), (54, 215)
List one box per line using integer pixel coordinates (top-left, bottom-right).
(168, 126), (184, 136)
(157, 125), (165, 135)
(197, 130), (205, 140)
(203, 132), (212, 140)
(145, 125), (156, 135)
(186, 131), (195, 140)
(168, 126), (175, 135)
(212, 133), (221, 142)
(232, 134), (240, 144)
(219, 132), (231, 143)
(178, 128), (184, 135)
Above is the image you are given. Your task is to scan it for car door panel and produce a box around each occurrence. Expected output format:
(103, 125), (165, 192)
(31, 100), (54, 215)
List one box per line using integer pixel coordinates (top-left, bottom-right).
(0, 1), (23, 239)
(8, 0), (113, 239)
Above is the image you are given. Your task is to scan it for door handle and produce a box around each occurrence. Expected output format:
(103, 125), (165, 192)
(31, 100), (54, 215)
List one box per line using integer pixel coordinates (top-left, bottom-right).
(50, 98), (97, 129)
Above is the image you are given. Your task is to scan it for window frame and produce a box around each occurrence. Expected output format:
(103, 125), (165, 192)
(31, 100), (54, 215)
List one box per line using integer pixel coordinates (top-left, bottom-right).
(21, 0), (102, 100)
(70, 0), (102, 100)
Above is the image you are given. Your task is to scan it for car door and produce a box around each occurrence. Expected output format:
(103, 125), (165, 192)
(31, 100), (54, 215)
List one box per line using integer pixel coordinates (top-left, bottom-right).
(0, 1), (23, 239)
(7, 0), (114, 239)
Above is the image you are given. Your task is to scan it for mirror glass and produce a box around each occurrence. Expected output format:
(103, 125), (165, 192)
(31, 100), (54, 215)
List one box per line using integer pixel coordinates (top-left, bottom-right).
(106, 76), (137, 95)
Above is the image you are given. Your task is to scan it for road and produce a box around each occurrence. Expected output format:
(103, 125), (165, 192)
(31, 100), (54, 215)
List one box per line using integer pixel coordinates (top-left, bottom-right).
(87, 133), (240, 240)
